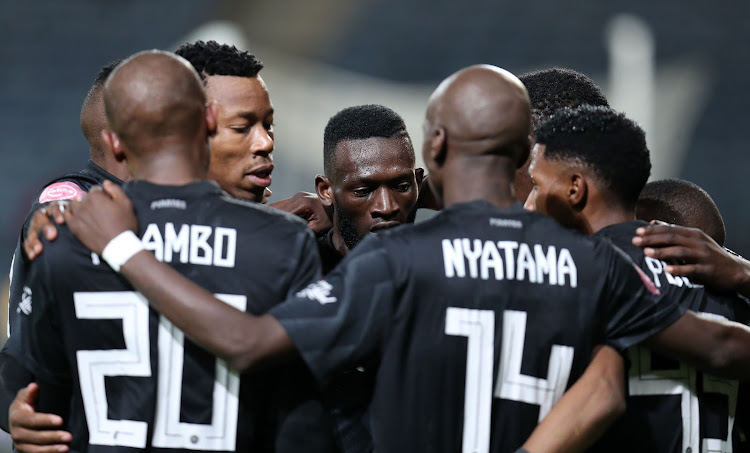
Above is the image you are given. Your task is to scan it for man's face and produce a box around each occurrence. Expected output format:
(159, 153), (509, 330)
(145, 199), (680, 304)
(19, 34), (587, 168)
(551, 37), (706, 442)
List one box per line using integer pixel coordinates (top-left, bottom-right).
(330, 135), (420, 250)
(524, 144), (579, 229)
(205, 75), (274, 202)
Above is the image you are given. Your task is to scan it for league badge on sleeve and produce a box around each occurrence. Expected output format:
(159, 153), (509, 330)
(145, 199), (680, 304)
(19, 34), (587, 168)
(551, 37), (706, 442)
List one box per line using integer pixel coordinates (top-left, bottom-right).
(39, 181), (85, 203)
(632, 263), (661, 296)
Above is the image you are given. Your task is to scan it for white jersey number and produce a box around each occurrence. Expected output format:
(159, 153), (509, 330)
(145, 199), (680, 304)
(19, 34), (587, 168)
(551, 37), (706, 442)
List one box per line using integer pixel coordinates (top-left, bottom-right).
(74, 291), (245, 450)
(629, 312), (738, 453)
(445, 308), (574, 453)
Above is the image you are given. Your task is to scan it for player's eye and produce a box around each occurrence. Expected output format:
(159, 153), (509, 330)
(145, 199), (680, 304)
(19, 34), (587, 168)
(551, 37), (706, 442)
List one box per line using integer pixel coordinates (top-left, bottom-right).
(352, 188), (372, 197)
(230, 126), (250, 134)
(263, 121), (274, 131)
(394, 182), (412, 192)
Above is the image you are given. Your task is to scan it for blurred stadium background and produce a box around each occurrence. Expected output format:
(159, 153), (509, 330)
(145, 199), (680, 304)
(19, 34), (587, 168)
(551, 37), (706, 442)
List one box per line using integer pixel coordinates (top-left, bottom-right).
(0, 0), (748, 448)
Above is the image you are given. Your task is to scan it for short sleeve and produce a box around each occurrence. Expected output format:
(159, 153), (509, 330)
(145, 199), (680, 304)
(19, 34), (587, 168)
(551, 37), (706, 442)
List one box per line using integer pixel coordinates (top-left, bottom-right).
(270, 235), (397, 384)
(7, 252), (70, 384)
(284, 229), (323, 297)
(601, 242), (687, 351)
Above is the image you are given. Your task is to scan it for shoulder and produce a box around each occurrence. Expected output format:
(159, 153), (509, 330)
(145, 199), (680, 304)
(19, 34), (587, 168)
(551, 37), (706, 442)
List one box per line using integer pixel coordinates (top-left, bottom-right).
(216, 193), (310, 231)
(37, 180), (87, 204)
(36, 169), (103, 204)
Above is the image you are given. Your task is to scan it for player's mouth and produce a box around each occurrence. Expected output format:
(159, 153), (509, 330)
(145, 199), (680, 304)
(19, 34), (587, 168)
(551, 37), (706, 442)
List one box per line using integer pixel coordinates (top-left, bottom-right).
(245, 165), (274, 187)
(369, 221), (401, 232)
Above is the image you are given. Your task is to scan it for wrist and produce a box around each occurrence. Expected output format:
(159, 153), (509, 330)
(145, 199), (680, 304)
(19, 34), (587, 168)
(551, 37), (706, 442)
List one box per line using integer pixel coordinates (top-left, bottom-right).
(101, 231), (144, 272)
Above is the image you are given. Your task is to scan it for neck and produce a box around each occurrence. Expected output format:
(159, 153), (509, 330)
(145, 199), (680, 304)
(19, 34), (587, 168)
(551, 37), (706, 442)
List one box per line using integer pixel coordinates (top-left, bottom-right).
(582, 198), (636, 235)
(331, 229), (350, 258)
(129, 144), (207, 186)
(91, 148), (131, 182)
(441, 155), (517, 210)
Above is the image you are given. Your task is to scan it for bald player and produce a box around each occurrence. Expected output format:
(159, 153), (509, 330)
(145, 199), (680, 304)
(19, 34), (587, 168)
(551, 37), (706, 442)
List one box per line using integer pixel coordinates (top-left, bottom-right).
(636, 178), (726, 245)
(0, 60), (129, 436)
(635, 178), (748, 452)
(56, 64), (742, 453)
(6, 50), (325, 453)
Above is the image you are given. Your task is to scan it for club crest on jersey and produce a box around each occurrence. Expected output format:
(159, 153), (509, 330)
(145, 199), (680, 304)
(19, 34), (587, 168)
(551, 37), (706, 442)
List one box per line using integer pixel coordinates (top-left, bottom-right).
(39, 182), (85, 203)
(17, 286), (32, 315)
(296, 281), (337, 305)
(632, 263), (661, 296)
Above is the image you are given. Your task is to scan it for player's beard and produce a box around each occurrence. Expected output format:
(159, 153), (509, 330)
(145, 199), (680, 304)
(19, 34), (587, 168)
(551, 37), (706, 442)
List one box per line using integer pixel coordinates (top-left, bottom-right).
(335, 207), (364, 252)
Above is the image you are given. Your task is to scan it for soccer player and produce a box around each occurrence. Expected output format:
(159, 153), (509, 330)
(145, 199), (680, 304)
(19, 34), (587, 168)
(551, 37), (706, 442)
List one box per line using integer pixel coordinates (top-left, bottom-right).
(0, 59), (128, 436)
(10, 42), (339, 453)
(637, 178), (749, 452)
(515, 68), (610, 203)
(174, 40), (274, 204)
(309, 104), (421, 452)
(636, 178), (726, 245)
(524, 105), (750, 453)
(8, 50), (328, 453)
(61, 64), (750, 453)
(8, 59), (128, 326)
(21, 40), (275, 261)
(314, 104), (422, 273)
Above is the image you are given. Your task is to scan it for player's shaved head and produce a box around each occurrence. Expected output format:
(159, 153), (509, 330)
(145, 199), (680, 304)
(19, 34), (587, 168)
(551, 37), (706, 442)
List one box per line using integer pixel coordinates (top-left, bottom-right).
(104, 50), (207, 154)
(636, 178), (726, 246)
(81, 60), (121, 161)
(80, 86), (108, 159)
(425, 64), (531, 164)
(423, 65), (531, 208)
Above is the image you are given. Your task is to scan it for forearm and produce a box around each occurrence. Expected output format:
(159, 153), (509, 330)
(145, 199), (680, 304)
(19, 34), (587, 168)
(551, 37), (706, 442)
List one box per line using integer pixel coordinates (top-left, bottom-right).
(730, 257), (750, 298)
(0, 351), (35, 432)
(119, 251), (292, 371)
(522, 346), (625, 453)
(646, 311), (750, 379)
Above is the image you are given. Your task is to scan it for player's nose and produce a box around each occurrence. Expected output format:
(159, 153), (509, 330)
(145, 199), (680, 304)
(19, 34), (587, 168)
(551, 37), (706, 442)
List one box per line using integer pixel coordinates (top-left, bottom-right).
(372, 187), (399, 217)
(523, 191), (536, 212)
(251, 127), (274, 158)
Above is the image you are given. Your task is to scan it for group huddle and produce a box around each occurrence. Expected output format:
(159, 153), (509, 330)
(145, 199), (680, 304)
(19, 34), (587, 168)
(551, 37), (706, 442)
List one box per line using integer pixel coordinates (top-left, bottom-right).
(2, 40), (750, 453)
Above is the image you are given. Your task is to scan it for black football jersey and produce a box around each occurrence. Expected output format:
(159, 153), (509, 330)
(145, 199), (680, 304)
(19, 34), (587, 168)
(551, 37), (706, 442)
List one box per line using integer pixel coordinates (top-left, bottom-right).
(7, 180), (321, 453)
(591, 221), (750, 453)
(7, 160), (124, 337)
(270, 201), (686, 453)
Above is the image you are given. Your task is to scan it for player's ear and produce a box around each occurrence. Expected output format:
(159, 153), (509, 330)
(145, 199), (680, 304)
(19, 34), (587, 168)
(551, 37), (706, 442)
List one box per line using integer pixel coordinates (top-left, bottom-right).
(102, 129), (125, 162)
(315, 175), (333, 208)
(568, 173), (588, 208)
(414, 168), (425, 192)
(205, 101), (218, 137)
(426, 127), (447, 170)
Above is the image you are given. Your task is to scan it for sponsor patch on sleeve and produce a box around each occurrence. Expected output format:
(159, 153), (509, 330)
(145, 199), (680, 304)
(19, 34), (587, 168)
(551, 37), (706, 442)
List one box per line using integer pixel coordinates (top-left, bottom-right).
(18, 286), (32, 316)
(296, 280), (337, 304)
(39, 181), (85, 203)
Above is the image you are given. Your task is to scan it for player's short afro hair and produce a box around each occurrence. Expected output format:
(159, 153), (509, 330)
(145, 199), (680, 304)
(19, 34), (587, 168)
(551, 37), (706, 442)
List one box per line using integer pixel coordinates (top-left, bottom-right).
(535, 105), (650, 208)
(93, 59), (123, 87)
(323, 104), (411, 176)
(175, 40), (263, 79)
(519, 68), (609, 126)
(637, 178), (726, 246)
